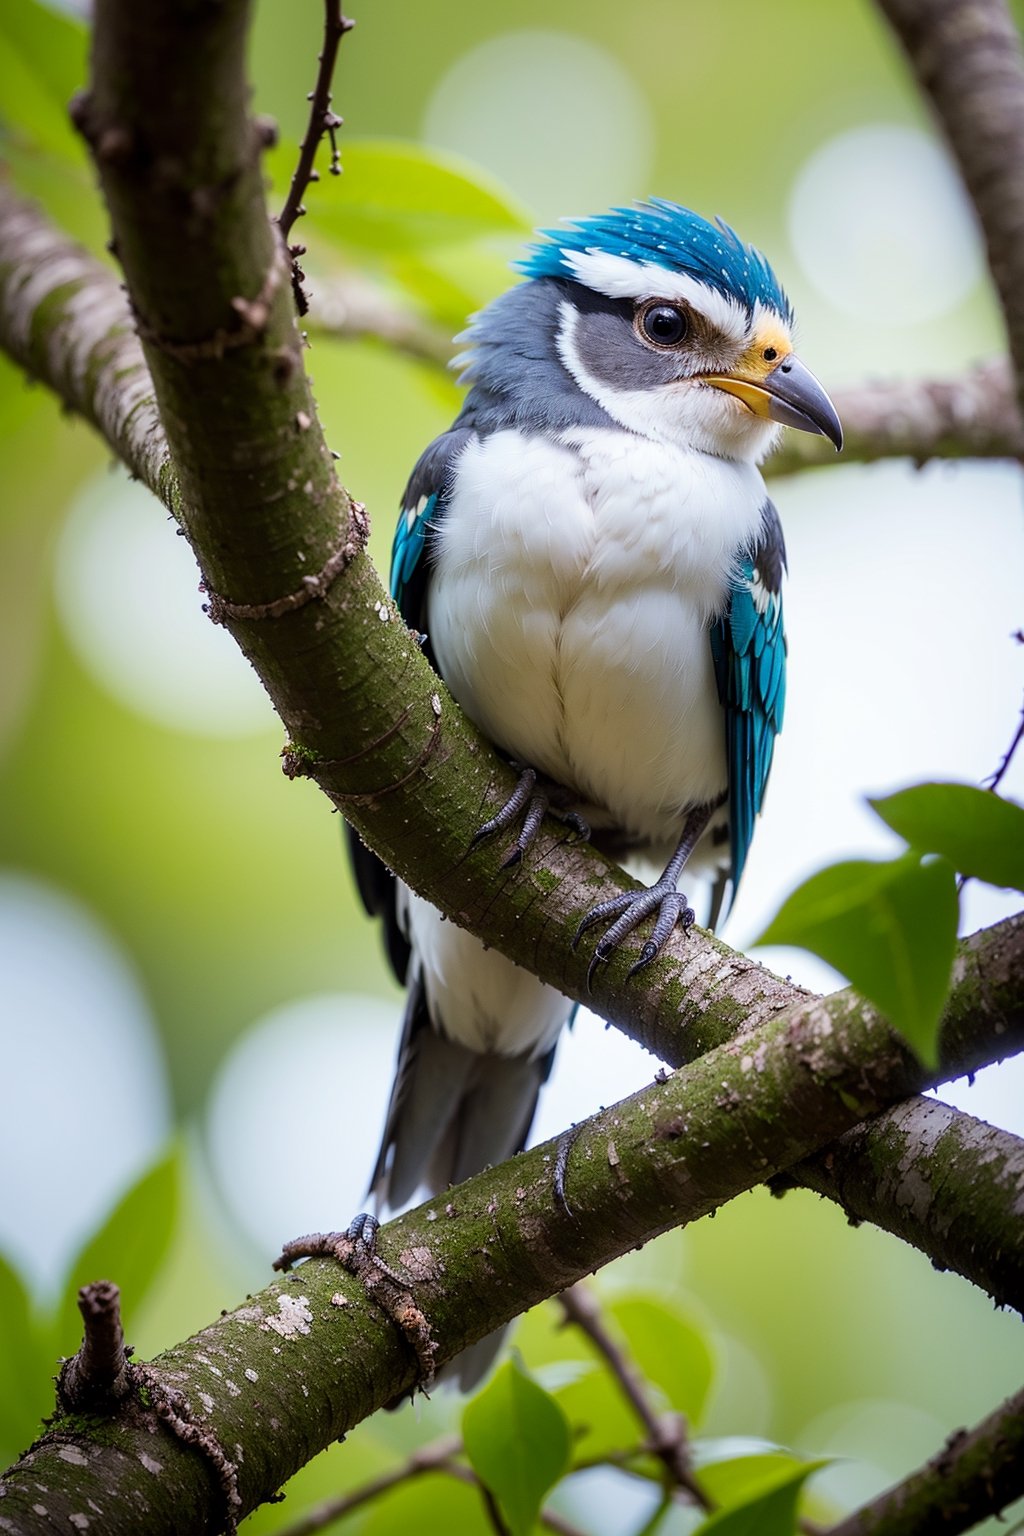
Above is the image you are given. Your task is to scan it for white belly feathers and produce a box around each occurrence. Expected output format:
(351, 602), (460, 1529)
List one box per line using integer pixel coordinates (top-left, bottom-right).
(427, 427), (768, 847)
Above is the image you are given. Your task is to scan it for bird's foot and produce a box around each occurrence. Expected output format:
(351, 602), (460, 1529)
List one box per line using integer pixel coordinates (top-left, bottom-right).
(274, 1215), (437, 1392)
(471, 765), (589, 868)
(573, 877), (695, 991)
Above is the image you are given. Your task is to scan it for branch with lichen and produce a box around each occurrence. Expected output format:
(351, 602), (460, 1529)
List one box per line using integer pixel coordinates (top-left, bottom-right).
(0, 0), (1022, 1526)
(1, 6), (1022, 1326)
(776, 1096), (1024, 1314)
(1, 927), (1022, 1532)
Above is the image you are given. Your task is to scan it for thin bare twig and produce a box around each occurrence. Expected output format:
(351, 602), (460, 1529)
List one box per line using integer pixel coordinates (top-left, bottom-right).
(275, 1436), (460, 1536)
(276, 1434), (588, 1536)
(985, 687), (1024, 794)
(277, 0), (354, 311)
(557, 1284), (710, 1510)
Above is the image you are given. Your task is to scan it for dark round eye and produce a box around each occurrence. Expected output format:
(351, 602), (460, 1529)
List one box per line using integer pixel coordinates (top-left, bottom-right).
(763, 345), (778, 362)
(640, 303), (689, 347)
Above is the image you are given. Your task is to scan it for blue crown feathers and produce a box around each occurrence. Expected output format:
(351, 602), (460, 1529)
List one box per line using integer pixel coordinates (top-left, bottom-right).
(518, 198), (793, 323)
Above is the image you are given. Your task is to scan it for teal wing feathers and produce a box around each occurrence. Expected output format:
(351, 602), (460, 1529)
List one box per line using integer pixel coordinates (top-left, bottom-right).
(709, 501), (787, 895)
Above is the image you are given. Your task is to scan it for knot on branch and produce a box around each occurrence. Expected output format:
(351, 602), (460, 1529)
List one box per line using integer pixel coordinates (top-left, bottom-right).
(56, 1281), (133, 1413)
(54, 1282), (242, 1530)
(131, 252), (286, 362)
(201, 502), (368, 625)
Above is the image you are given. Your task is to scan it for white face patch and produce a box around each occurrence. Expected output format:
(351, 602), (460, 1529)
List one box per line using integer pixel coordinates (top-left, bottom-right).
(564, 249), (749, 350)
(555, 300), (781, 462)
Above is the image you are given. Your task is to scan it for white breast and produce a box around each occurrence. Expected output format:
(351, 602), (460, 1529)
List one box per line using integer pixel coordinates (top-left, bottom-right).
(427, 427), (768, 847)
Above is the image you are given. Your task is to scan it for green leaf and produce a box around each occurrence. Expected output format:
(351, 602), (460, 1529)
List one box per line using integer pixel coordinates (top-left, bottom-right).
(756, 853), (959, 1067)
(0, 1250), (54, 1457)
(0, 0), (89, 164)
(462, 1357), (571, 1535)
(54, 1148), (180, 1358)
(266, 138), (532, 255)
(607, 1293), (714, 1426)
(692, 1459), (826, 1535)
(693, 1445), (810, 1508)
(871, 781), (1024, 892)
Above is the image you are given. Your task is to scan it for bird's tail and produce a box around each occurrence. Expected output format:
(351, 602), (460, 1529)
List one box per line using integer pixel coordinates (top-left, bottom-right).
(370, 970), (557, 1391)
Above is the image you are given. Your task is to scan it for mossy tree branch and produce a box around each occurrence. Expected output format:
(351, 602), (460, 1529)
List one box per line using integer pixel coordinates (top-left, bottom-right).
(0, 0), (1021, 1323)
(0, 0), (1022, 1527)
(1, 925), (1022, 1533)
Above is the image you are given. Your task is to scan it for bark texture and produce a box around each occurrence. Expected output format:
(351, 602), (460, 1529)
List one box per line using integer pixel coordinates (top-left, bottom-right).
(878, 0), (1024, 419)
(1, 929), (1022, 1532)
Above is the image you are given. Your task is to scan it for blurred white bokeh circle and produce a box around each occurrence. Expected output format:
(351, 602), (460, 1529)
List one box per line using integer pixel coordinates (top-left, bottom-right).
(788, 124), (982, 324)
(55, 467), (275, 738)
(205, 993), (400, 1252)
(0, 875), (170, 1293)
(422, 30), (653, 220)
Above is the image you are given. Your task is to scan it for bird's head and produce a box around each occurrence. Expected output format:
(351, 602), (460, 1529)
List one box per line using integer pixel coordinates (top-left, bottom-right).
(502, 198), (842, 462)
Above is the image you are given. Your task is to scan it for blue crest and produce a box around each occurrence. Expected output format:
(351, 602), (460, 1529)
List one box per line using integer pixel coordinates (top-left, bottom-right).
(518, 198), (792, 322)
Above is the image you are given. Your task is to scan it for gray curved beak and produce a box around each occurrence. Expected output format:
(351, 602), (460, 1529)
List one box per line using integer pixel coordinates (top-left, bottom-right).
(703, 354), (844, 451)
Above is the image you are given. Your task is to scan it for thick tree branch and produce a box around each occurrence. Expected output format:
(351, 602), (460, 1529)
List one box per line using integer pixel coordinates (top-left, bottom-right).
(877, 0), (1024, 421)
(0, 2), (1022, 1523)
(825, 1384), (1024, 1536)
(4, 180), (1019, 1331)
(1, 935), (1022, 1533)
(776, 1096), (1024, 1313)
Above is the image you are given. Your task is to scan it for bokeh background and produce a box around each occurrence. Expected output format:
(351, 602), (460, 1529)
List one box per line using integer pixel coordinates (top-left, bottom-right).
(1, 1), (1023, 1531)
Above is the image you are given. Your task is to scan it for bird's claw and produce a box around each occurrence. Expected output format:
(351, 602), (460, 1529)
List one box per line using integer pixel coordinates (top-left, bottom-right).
(574, 882), (695, 991)
(472, 766), (590, 865)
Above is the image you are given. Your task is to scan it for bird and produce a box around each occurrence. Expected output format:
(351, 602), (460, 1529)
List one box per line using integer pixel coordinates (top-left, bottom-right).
(347, 198), (841, 1387)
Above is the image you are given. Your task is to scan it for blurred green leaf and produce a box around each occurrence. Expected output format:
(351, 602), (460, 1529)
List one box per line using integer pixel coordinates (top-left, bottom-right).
(54, 1147), (180, 1358)
(757, 853), (959, 1066)
(692, 1458), (825, 1534)
(0, 1250), (54, 1457)
(462, 1357), (570, 1536)
(0, 0), (89, 165)
(267, 138), (532, 255)
(557, 1362), (640, 1463)
(871, 781), (1024, 892)
(608, 1292), (714, 1426)
(693, 1445), (810, 1508)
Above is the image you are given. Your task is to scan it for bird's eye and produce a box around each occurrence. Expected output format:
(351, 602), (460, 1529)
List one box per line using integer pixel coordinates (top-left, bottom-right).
(639, 303), (689, 347)
(763, 346), (778, 362)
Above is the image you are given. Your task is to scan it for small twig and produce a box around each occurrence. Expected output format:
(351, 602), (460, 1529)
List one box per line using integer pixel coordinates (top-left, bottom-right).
(557, 1284), (710, 1509)
(56, 1281), (133, 1412)
(274, 1435), (461, 1536)
(277, 0), (354, 311)
(824, 1383), (1024, 1536)
(985, 687), (1024, 795)
(275, 1434), (587, 1536)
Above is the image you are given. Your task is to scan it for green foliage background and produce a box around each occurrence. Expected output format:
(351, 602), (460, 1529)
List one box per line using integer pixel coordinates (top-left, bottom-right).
(1, 2), (1022, 1531)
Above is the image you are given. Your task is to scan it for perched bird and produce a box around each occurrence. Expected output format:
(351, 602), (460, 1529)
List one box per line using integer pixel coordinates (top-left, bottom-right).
(348, 199), (841, 1385)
